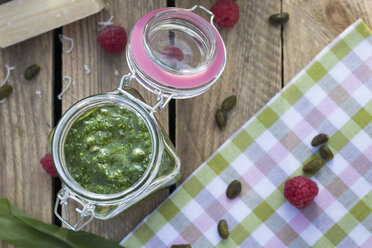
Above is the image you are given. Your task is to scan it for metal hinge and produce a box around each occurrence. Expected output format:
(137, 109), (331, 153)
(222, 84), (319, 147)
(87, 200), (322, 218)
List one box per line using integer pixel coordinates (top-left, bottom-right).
(117, 73), (173, 115)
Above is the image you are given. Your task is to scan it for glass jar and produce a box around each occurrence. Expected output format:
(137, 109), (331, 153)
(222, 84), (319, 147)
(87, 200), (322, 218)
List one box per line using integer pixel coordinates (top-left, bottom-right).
(52, 5), (226, 231)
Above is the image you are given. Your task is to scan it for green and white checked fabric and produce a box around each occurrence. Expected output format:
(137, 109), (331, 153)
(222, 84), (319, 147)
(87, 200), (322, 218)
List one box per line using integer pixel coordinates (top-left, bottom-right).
(121, 20), (372, 248)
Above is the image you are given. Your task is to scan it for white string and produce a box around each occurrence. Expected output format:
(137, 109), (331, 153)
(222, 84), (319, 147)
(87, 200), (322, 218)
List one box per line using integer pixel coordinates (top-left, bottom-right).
(35, 90), (42, 98)
(1, 65), (15, 88)
(84, 64), (91, 74)
(59, 34), (74, 54)
(98, 15), (114, 28)
(58, 76), (74, 100)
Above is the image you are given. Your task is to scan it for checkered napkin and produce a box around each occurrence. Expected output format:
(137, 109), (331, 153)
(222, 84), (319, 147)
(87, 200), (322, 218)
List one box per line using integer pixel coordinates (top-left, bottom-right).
(121, 19), (372, 248)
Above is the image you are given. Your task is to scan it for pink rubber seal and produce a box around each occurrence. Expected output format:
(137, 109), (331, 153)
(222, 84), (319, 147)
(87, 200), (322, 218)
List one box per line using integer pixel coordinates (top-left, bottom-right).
(130, 8), (225, 89)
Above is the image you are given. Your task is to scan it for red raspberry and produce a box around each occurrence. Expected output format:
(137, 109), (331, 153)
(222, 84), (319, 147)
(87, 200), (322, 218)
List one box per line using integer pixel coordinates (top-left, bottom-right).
(284, 176), (318, 209)
(211, 0), (240, 28)
(97, 25), (127, 54)
(40, 153), (58, 177)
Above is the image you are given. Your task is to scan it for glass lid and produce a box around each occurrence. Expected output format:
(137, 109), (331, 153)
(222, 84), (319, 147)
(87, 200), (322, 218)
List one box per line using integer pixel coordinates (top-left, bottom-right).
(127, 6), (226, 99)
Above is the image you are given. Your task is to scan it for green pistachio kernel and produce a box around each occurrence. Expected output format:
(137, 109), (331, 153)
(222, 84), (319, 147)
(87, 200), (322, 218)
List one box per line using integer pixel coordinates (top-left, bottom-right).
(24, 64), (40, 80)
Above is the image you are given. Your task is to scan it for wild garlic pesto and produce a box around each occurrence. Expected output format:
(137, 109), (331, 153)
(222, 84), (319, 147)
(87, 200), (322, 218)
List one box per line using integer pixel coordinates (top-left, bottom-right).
(64, 105), (152, 194)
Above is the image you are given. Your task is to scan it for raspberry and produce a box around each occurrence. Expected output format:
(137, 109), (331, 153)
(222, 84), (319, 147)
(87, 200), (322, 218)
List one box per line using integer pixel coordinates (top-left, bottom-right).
(211, 0), (239, 28)
(97, 25), (127, 54)
(40, 153), (58, 177)
(284, 176), (318, 209)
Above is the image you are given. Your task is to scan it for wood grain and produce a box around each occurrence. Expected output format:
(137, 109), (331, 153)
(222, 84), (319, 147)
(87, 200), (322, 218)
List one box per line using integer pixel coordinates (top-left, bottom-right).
(175, 0), (282, 182)
(60, 0), (168, 241)
(0, 33), (54, 247)
(283, 0), (372, 84)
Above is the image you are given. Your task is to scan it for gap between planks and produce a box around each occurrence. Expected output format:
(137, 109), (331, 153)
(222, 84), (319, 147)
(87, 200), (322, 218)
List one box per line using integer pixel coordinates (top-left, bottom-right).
(52, 28), (63, 227)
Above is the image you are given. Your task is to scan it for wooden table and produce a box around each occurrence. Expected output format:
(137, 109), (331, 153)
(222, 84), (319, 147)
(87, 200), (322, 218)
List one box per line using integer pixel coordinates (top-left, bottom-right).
(0, 0), (371, 247)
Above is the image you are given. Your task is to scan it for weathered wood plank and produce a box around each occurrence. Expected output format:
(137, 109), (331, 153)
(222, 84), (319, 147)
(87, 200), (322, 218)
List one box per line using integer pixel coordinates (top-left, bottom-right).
(0, 33), (54, 247)
(175, 0), (282, 182)
(60, 0), (168, 241)
(283, 0), (372, 85)
(0, 0), (104, 48)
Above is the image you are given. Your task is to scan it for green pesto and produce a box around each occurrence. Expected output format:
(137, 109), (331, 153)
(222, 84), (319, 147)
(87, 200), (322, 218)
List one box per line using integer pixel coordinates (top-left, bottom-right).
(64, 105), (152, 194)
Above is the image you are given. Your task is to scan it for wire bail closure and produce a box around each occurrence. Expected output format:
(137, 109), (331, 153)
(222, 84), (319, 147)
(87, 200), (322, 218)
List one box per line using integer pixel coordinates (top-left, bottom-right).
(117, 73), (173, 115)
(54, 186), (95, 231)
(188, 5), (216, 28)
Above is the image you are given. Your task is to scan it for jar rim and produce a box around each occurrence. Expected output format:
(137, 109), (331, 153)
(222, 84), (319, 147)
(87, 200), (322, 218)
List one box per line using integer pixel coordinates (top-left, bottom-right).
(52, 92), (161, 202)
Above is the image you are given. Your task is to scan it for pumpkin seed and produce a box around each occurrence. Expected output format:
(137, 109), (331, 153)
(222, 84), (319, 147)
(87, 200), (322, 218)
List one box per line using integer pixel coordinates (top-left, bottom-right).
(269, 13), (289, 25)
(0, 85), (13, 100)
(319, 145), (334, 160)
(311, 133), (329, 147)
(215, 109), (227, 130)
(218, 219), (229, 239)
(226, 180), (241, 199)
(303, 158), (323, 174)
(24, 64), (40, 80)
(221, 95), (237, 111)
(171, 245), (192, 248)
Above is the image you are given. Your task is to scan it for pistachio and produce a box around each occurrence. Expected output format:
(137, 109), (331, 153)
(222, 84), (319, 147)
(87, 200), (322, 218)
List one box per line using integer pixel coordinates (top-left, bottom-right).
(24, 64), (40, 80)
(311, 133), (329, 147)
(226, 180), (241, 199)
(269, 13), (289, 25)
(215, 109), (227, 130)
(222, 95), (237, 111)
(303, 158), (323, 174)
(171, 245), (192, 248)
(218, 219), (229, 239)
(0, 85), (13, 100)
(319, 145), (334, 160)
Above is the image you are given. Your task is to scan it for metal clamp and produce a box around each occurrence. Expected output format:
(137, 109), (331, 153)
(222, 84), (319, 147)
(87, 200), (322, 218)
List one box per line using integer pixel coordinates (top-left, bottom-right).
(54, 187), (95, 231)
(118, 73), (173, 115)
(188, 5), (216, 29)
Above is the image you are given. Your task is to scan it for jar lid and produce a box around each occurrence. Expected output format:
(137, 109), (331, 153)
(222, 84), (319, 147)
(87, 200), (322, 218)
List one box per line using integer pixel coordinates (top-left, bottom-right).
(127, 6), (226, 99)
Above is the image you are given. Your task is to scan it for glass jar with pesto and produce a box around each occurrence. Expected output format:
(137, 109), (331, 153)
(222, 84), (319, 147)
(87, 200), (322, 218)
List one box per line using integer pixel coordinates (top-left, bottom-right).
(52, 5), (226, 231)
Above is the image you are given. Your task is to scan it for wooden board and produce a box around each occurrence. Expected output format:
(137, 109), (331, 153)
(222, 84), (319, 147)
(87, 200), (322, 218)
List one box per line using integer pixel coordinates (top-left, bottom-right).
(283, 0), (372, 85)
(175, 0), (282, 182)
(0, 0), (104, 48)
(0, 32), (54, 247)
(60, 0), (168, 242)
